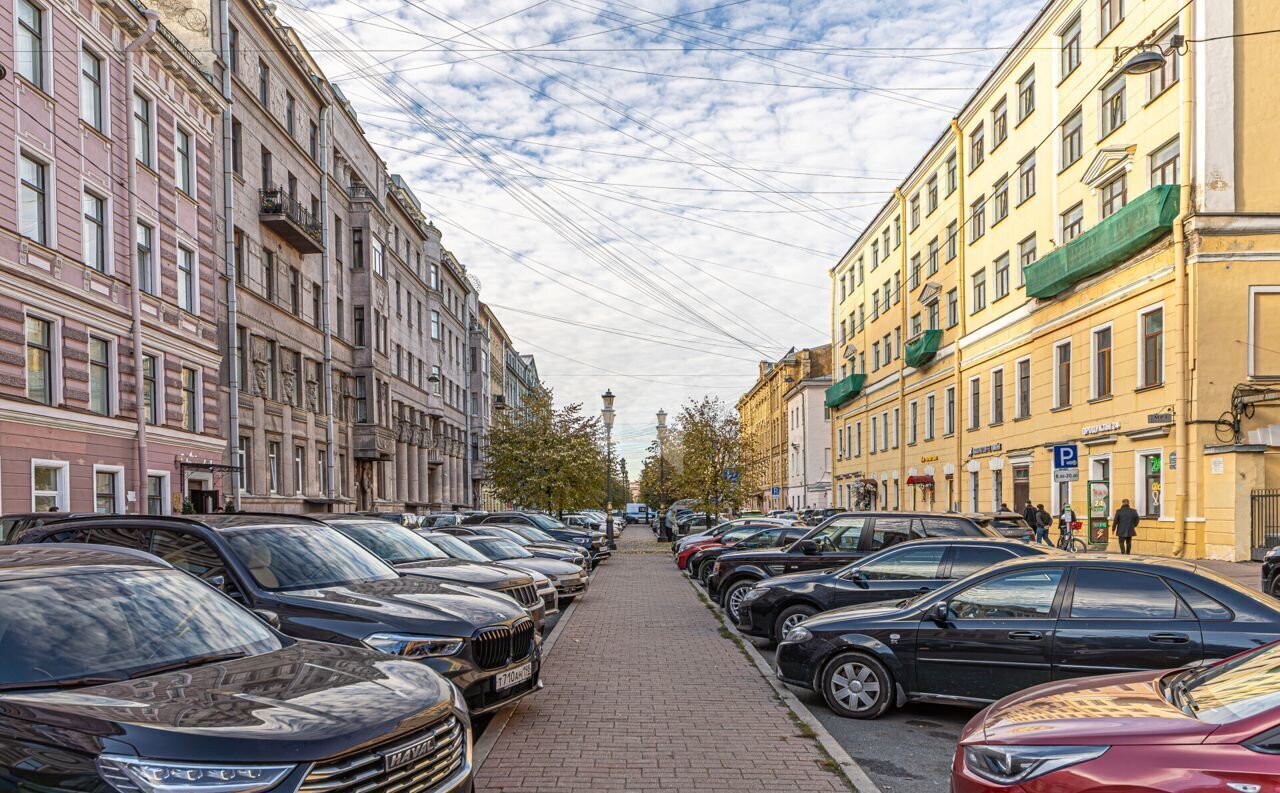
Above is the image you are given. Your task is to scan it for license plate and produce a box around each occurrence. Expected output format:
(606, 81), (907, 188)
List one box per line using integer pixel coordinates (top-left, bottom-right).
(495, 662), (532, 691)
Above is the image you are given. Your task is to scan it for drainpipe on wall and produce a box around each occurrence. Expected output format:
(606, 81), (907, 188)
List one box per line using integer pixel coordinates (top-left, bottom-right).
(895, 188), (908, 510)
(320, 103), (336, 502)
(216, 0), (241, 509)
(124, 8), (160, 513)
(950, 119), (967, 513)
(1171, 2), (1196, 557)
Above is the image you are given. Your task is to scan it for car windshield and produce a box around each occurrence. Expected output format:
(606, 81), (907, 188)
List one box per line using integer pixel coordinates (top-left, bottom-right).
(521, 514), (561, 530)
(1171, 641), (1280, 723)
(421, 515), (458, 528)
(331, 521), (448, 564)
(470, 538), (535, 560)
(505, 525), (556, 543)
(486, 527), (532, 545)
(223, 525), (398, 591)
(422, 533), (489, 563)
(0, 569), (280, 688)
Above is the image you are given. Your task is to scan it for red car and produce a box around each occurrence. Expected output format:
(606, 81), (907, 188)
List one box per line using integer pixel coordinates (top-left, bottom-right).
(953, 641), (1280, 792)
(675, 525), (774, 571)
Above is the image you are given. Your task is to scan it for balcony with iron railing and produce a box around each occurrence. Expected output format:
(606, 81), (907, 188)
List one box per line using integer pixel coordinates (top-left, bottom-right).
(259, 187), (323, 254)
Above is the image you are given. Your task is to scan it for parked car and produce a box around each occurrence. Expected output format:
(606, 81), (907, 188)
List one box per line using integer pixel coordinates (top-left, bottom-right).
(12, 514), (541, 714)
(953, 639), (1280, 792)
(688, 526), (811, 585)
(455, 534), (589, 603)
(0, 544), (475, 793)
(420, 512), (469, 528)
(463, 512), (608, 563)
(736, 538), (1055, 643)
(673, 517), (794, 554)
(802, 508), (842, 526)
(435, 524), (590, 568)
(489, 522), (595, 566)
(626, 503), (649, 524)
(776, 554), (1280, 720)
(419, 531), (559, 618)
(355, 511), (424, 528)
(983, 511), (1034, 541)
(1263, 545), (1280, 596)
(675, 524), (778, 571)
(710, 512), (1000, 620)
(562, 513), (601, 531)
(315, 515), (547, 628)
(0, 511), (94, 541)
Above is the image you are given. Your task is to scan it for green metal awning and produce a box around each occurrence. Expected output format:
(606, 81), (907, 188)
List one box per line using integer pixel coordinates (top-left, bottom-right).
(825, 373), (867, 409)
(904, 329), (943, 369)
(1025, 184), (1180, 299)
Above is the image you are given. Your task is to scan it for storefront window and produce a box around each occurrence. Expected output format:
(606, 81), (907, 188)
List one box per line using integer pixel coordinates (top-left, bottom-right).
(1141, 453), (1162, 518)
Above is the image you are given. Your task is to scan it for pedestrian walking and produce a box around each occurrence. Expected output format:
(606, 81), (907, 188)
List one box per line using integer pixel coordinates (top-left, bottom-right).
(1000, 503), (1010, 513)
(1033, 503), (1052, 546)
(1113, 499), (1140, 554)
(1059, 504), (1078, 546)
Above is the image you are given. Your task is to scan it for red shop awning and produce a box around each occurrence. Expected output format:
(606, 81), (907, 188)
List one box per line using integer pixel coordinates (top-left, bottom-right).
(907, 475), (934, 485)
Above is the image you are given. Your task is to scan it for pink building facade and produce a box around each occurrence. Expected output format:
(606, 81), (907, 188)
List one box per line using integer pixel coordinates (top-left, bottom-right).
(0, 0), (226, 519)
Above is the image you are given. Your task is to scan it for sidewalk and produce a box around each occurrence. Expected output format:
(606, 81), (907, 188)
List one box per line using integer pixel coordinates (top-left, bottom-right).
(476, 530), (848, 793)
(1196, 559), (1263, 591)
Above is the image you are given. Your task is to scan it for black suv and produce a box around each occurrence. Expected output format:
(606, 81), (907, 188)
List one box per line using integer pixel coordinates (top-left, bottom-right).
(709, 512), (998, 621)
(0, 544), (474, 792)
(1264, 546), (1280, 597)
(735, 538), (1053, 642)
(10, 514), (541, 714)
(463, 512), (608, 563)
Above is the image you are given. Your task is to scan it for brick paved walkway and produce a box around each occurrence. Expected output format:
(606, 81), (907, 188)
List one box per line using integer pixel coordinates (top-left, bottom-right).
(476, 529), (847, 793)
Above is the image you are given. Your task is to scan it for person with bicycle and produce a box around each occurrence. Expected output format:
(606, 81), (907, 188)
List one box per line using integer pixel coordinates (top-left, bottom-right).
(1059, 504), (1079, 548)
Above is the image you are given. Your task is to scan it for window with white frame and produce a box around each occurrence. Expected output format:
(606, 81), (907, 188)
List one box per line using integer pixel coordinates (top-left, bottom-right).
(946, 221), (958, 261)
(137, 222), (156, 295)
(268, 440), (281, 493)
(83, 190), (106, 272)
(32, 460), (67, 511)
(836, 427), (844, 460)
(1137, 451), (1162, 518)
(994, 254), (1010, 301)
(371, 238), (385, 276)
(854, 421), (862, 457)
(992, 98), (1007, 148)
(944, 386), (956, 436)
(1054, 341), (1072, 408)
(926, 176), (938, 213)
(927, 237), (939, 274)
(908, 401), (918, 445)
(1139, 307), (1164, 388)
(94, 466), (124, 513)
(146, 472), (168, 515)
(1060, 14), (1081, 78)
(81, 46), (105, 131)
(1148, 25), (1180, 99)
(88, 335), (112, 416)
(1101, 75), (1126, 137)
(968, 377), (981, 429)
(970, 196), (986, 240)
(870, 415), (878, 453)
(1018, 235), (1036, 285)
(1016, 358), (1031, 418)
(176, 127), (194, 196)
(1100, 171), (1127, 218)
(991, 368), (1004, 424)
(892, 407), (900, 449)
(19, 154), (48, 245)
(945, 152), (958, 194)
(971, 269), (987, 312)
(1061, 203), (1084, 242)
(178, 246), (196, 312)
(992, 178), (1009, 223)
(17, 0), (45, 89)
(25, 315), (54, 405)
(181, 366), (200, 431)
(925, 394), (935, 440)
(1061, 109), (1083, 168)
(1018, 153), (1036, 203)
(142, 354), (158, 424)
(1100, 0), (1124, 39)
(1092, 326), (1113, 399)
(947, 288), (958, 328)
(133, 93), (154, 168)
(238, 436), (252, 493)
(969, 124), (985, 170)
(294, 445), (305, 495)
(1150, 138), (1179, 187)
(1017, 67), (1035, 121)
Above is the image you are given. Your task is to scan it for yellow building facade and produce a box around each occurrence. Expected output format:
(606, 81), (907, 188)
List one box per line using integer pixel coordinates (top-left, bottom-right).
(829, 0), (1280, 560)
(740, 346), (832, 511)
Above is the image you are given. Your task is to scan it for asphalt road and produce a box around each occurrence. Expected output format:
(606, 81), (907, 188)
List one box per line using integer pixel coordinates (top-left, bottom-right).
(756, 642), (970, 793)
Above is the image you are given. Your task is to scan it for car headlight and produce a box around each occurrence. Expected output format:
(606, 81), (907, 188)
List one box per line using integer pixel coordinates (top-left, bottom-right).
(964, 745), (1108, 784)
(1266, 546), (1280, 560)
(363, 632), (464, 658)
(782, 626), (811, 644)
(98, 756), (294, 793)
(573, 537), (590, 546)
(741, 587), (766, 603)
(448, 681), (467, 711)
(711, 562), (720, 576)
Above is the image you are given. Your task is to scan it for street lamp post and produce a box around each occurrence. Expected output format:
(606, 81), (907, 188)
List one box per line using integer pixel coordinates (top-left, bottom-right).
(601, 389), (616, 550)
(656, 408), (668, 541)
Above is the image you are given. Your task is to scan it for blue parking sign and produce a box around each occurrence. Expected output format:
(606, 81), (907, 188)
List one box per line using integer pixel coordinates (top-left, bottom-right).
(1053, 444), (1078, 469)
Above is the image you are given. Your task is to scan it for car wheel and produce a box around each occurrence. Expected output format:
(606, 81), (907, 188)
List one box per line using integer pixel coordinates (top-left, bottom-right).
(698, 562), (715, 587)
(773, 604), (816, 643)
(724, 580), (754, 623)
(1271, 575), (1280, 598)
(820, 652), (893, 720)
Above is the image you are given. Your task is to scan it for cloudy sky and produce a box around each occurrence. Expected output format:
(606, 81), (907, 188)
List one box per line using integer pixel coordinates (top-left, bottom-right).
(280, 0), (1044, 473)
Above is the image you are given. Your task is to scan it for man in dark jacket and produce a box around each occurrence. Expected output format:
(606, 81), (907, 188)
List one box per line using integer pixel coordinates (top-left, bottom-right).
(1022, 501), (1038, 535)
(1034, 504), (1052, 546)
(1113, 499), (1140, 554)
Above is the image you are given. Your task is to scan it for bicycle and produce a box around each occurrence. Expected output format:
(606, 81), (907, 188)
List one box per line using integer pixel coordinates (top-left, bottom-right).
(1056, 521), (1088, 553)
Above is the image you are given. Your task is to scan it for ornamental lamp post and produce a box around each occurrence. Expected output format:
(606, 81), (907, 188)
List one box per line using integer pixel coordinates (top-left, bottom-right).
(656, 408), (668, 541)
(601, 389), (616, 550)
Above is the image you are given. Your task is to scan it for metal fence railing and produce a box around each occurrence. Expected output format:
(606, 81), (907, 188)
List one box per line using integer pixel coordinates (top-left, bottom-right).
(1251, 489), (1280, 559)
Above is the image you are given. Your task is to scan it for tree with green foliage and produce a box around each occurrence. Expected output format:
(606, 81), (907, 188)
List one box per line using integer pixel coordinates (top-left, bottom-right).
(670, 396), (753, 517)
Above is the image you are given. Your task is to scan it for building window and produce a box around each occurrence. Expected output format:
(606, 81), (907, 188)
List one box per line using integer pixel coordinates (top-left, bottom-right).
(1061, 203), (1084, 242)
(969, 124), (984, 170)
(32, 461), (66, 511)
(1101, 75), (1126, 137)
(909, 196), (920, 230)
(285, 92), (296, 136)
(176, 128), (194, 195)
(1150, 138), (1179, 186)
(927, 237), (939, 275)
(1140, 308), (1164, 387)
(431, 310), (441, 340)
(1139, 452), (1162, 518)
(1101, 172), (1127, 218)
(1061, 109), (1083, 168)
(231, 120), (243, 175)
(294, 446), (305, 495)
(944, 386), (956, 436)
(181, 366), (199, 431)
(19, 154), (47, 245)
(25, 316), (53, 405)
(312, 282), (321, 327)
(945, 152), (958, 195)
(992, 178), (1009, 223)
(971, 269), (987, 312)
(262, 250), (275, 301)
(927, 301), (939, 330)
(80, 46), (104, 131)
(992, 98), (1007, 148)
(238, 437), (252, 493)
(1061, 14), (1081, 77)
(970, 196), (986, 241)
(1055, 341), (1072, 408)
(1016, 358), (1031, 419)
(137, 222), (155, 295)
(946, 288), (959, 328)
(351, 227), (364, 268)
(288, 267), (300, 314)
(258, 59), (270, 105)
(88, 336), (111, 415)
(1100, 0), (1124, 39)
(228, 24), (239, 73)
(1018, 236), (1036, 285)
(1017, 67), (1035, 121)
(910, 312), (921, 338)
(309, 121), (319, 160)
(267, 441), (281, 493)
(908, 401), (918, 445)
(926, 176), (938, 213)
(1093, 326), (1112, 399)
(236, 326), (247, 392)
(925, 394), (936, 440)
(993, 254), (1010, 300)
(1149, 25), (1180, 99)
(432, 366), (442, 396)
(16, 0), (44, 88)
(142, 354), (158, 424)
(968, 377), (981, 430)
(178, 246), (196, 312)
(870, 416), (878, 453)
(946, 221), (958, 261)
(991, 369), (1005, 425)
(147, 474), (166, 515)
(354, 377), (368, 423)
(94, 468), (121, 513)
(371, 238), (385, 276)
(133, 93), (153, 168)
(83, 191), (106, 271)
(1018, 153), (1036, 203)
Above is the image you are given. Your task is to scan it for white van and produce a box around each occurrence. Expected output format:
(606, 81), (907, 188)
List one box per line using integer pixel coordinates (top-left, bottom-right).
(625, 503), (649, 524)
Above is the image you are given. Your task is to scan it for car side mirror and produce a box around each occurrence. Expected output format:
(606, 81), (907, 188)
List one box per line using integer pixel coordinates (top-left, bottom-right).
(930, 602), (949, 623)
(254, 609), (282, 630)
(207, 574), (226, 591)
(851, 570), (869, 589)
(796, 539), (818, 555)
